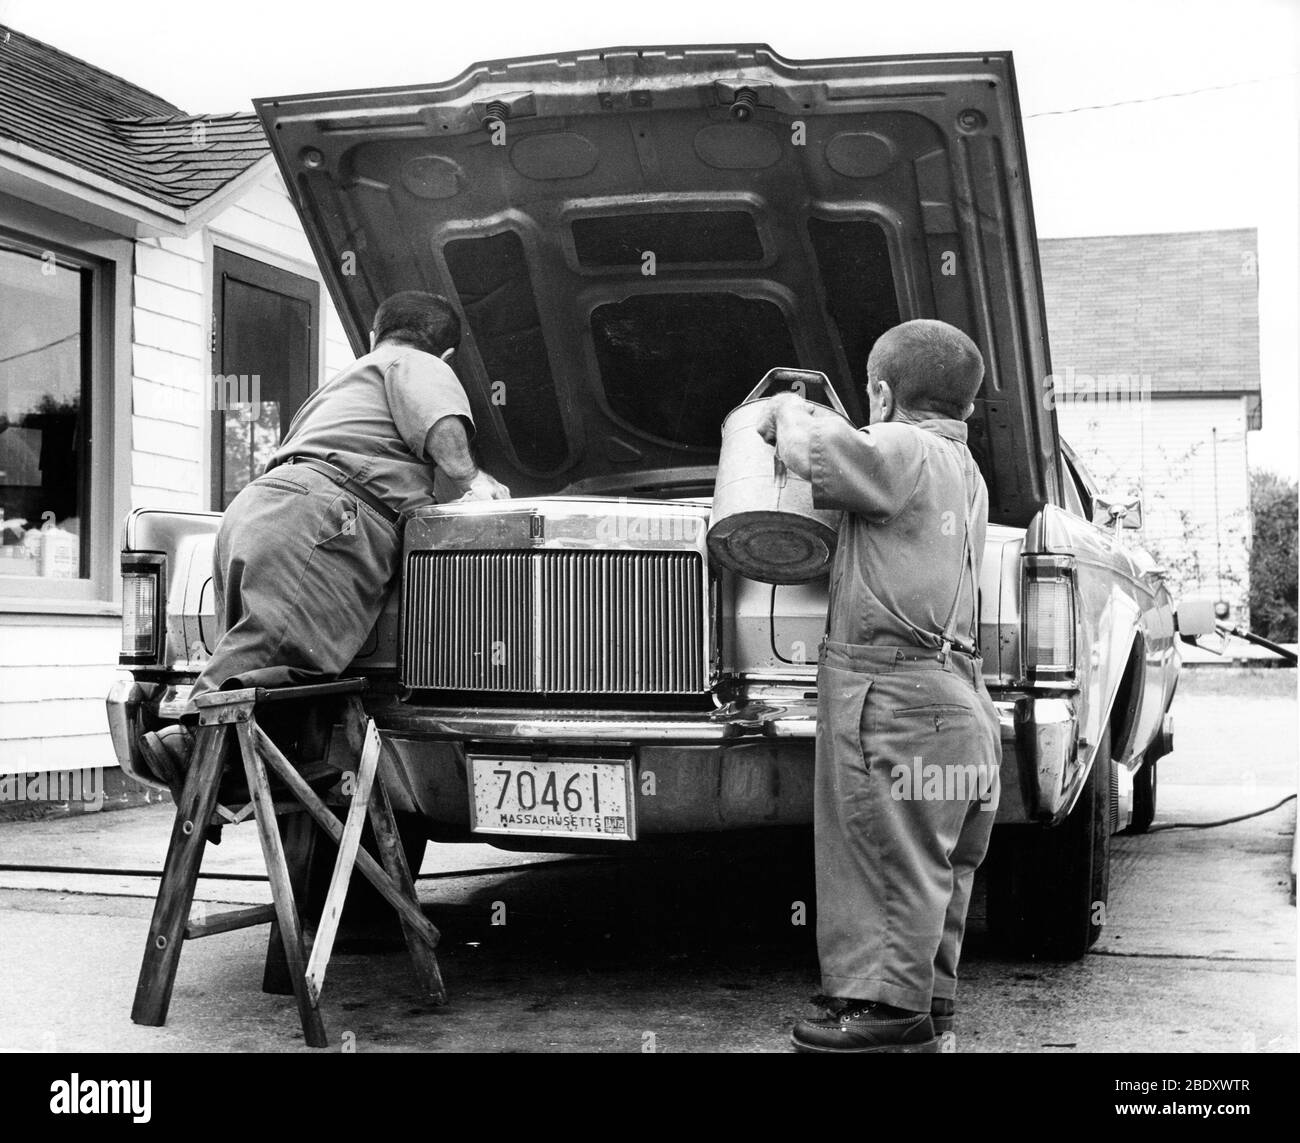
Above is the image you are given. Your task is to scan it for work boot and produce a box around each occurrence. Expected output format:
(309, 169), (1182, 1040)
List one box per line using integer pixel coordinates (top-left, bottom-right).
(138, 725), (194, 790)
(792, 999), (939, 1053)
(931, 997), (955, 1036)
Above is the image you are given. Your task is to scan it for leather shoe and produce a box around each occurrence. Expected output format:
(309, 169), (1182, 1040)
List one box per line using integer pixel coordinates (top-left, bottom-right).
(931, 997), (955, 1036)
(792, 999), (939, 1053)
(138, 725), (194, 790)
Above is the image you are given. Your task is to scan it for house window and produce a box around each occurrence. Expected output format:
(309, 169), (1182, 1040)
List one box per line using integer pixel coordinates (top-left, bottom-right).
(0, 236), (92, 582)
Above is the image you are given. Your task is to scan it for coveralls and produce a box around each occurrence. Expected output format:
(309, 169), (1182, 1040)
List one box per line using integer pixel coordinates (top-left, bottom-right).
(808, 414), (1001, 1012)
(190, 342), (474, 702)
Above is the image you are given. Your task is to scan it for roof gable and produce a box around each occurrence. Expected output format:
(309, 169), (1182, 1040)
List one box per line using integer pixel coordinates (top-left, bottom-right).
(0, 24), (268, 211)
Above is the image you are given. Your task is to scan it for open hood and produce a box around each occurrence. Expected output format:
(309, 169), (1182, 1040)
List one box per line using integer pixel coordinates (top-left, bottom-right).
(256, 45), (1061, 525)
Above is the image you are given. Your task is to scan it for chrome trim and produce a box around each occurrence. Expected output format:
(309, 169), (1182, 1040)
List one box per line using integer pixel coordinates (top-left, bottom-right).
(405, 497), (710, 552)
(378, 695), (1029, 746)
(379, 709), (733, 742)
(105, 676), (169, 793)
(1027, 697), (1079, 821)
(158, 683), (197, 720)
(402, 499), (712, 696)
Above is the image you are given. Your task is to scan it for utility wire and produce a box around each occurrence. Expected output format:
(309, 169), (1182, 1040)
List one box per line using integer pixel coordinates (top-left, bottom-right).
(0, 331), (80, 366)
(1026, 72), (1298, 119)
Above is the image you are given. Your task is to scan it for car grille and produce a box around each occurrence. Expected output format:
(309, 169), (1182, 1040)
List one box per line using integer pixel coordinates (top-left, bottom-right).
(402, 550), (707, 695)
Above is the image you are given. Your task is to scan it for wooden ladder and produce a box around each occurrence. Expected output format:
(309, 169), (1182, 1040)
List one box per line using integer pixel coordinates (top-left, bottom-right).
(130, 680), (446, 1048)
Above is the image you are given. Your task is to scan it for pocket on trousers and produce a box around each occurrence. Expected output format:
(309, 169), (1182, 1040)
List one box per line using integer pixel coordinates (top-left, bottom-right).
(817, 662), (874, 769)
(893, 703), (974, 718)
(313, 492), (361, 549)
(255, 475), (311, 495)
(891, 704), (975, 733)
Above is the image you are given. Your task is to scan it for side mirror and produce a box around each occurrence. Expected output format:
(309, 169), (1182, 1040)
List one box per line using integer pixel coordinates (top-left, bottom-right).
(1092, 494), (1143, 531)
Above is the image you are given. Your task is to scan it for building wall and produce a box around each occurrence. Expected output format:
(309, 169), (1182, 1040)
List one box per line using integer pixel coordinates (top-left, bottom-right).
(1057, 392), (1253, 609)
(0, 169), (349, 777)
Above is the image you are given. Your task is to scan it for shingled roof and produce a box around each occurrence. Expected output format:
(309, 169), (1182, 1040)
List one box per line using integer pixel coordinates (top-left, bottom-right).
(0, 23), (269, 210)
(1040, 229), (1262, 400)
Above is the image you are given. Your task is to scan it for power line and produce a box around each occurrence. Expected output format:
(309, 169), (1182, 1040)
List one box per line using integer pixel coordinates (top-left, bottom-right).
(1026, 72), (1298, 119)
(0, 331), (80, 366)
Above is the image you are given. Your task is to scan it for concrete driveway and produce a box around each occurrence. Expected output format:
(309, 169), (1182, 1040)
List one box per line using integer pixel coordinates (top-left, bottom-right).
(0, 667), (1293, 1053)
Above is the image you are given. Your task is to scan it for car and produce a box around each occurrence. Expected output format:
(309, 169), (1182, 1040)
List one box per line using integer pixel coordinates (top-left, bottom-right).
(107, 45), (1209, 960)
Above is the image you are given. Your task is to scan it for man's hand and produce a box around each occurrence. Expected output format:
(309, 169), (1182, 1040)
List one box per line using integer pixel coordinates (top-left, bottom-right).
(456, 470), (511, 501)
(756, 390), (803, 446)
(756, 391), (816, 482)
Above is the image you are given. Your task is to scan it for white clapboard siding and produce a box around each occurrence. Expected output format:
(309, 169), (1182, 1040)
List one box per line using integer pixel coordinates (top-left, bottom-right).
(324, 301), (354, 379)
(157, 232), (205, 260)
(233, 177), (310, 230)
(132, 452), (199, 498)
(0, 624), (120, 667)
(208, 183), (317, 267)
(131, 416), (202, 461)
(133, 307), (202, 358)
(1058, 394), (1252, 601)
(0, 664), (119, 702)
(0, 622), (119, 775)
(1, 735), (118, 773)
(133, 378), (204, 428)
(134, 344), (201, 390)
(134, 243), (203, 293)
(0, 699), (113, 739)
(134, 276), (203, 326)
(132, 229), (207, 514)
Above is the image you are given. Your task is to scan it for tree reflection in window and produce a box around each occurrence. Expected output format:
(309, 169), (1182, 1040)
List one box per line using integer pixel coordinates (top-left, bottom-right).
(0, 239), (90, 580)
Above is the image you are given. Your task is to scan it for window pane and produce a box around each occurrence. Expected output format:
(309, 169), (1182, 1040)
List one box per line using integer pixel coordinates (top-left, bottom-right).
(217, 275), (311, 509)
(0, 240), (90, 581)
(222, 401), (282, 505)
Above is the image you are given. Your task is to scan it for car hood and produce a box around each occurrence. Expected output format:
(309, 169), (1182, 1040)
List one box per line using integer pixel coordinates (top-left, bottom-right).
(256, 45), (1060, 525)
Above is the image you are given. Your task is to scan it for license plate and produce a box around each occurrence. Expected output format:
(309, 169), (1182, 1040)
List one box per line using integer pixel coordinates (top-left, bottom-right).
(468, 754), (636, 841)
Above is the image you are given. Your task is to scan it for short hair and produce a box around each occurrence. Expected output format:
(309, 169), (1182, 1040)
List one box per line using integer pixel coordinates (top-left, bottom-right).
(372, 291), (461, 356)
(866, 319), (984, 418)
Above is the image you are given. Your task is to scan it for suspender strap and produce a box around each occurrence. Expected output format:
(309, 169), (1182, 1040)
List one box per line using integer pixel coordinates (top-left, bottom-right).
(937, 458), (981, 657)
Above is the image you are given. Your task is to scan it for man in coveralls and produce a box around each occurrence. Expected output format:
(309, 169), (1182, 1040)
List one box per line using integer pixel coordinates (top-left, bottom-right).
(759, 318), (1001, 1053)
(140, 291), (509, 781)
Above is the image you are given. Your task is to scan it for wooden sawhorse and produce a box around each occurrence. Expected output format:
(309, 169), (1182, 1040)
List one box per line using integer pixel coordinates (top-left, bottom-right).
(131, 680), (446, 1047)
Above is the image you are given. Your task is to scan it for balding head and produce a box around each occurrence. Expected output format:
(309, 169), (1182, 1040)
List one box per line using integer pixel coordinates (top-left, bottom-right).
(866, 319), (984, 422)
